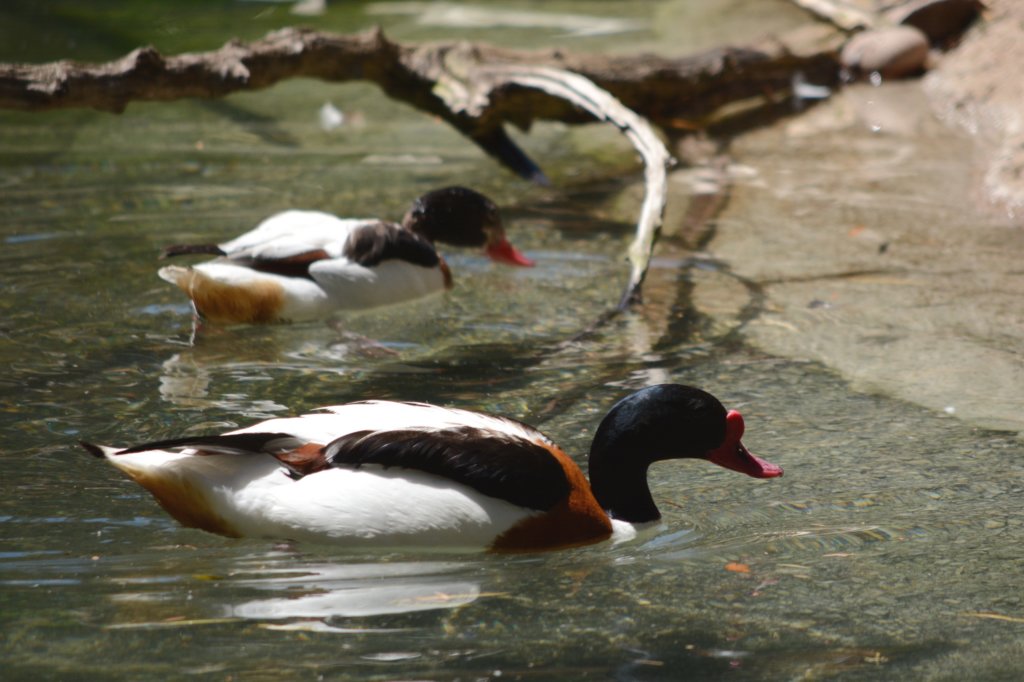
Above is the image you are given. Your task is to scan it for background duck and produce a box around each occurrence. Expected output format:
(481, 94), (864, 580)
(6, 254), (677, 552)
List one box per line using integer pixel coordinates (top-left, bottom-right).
(157, 186), (533, 324)
(81, 384), (783, 553)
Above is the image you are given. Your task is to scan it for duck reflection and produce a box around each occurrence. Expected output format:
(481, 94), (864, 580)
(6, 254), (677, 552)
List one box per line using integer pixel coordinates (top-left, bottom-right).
(227, 561), (486, 620)
(156, 319), (420, 410)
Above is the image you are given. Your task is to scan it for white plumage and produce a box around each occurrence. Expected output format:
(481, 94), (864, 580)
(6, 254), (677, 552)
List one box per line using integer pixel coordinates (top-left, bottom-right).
(91, 402), (547, 549)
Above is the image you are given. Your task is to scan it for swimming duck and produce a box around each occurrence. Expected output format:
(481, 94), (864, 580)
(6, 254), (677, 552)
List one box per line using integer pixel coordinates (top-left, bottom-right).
(157, 186), (533, 324)
(81, 384), (782, 552)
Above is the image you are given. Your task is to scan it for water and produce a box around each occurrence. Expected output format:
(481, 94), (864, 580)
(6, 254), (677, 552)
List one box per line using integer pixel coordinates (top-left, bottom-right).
(3, 2), (1024, 680)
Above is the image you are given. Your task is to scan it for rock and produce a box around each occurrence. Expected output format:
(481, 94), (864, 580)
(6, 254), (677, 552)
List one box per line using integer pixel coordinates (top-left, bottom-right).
(840, 26), (931, 78)
(886, 0), (983, 44)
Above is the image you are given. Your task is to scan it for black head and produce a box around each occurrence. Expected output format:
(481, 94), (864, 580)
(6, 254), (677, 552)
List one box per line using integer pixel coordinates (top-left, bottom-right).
(591, 385), (729, 463)
(588, 384), (782, 523)
(401, 186), (533, 266)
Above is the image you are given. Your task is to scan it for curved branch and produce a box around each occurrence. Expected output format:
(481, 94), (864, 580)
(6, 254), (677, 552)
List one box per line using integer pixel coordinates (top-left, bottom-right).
(471, 65), (673, 308)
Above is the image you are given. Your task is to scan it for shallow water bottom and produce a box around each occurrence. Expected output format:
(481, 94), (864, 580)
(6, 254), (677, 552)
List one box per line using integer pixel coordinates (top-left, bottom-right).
(4, 349), (1023, 681)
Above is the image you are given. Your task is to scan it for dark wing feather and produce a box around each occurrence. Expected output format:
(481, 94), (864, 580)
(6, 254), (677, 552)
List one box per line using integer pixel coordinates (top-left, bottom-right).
(115, 432), (307, 456)
(160, 244), (226, 259)
(228, 249), (331, 280)
(343, 221), (441, 268)
(323, 426), (570, 511)
(112, 432), (331, 478)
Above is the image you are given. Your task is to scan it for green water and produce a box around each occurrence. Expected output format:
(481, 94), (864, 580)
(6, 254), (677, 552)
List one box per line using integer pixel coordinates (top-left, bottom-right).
(3, 2), (1024, 680)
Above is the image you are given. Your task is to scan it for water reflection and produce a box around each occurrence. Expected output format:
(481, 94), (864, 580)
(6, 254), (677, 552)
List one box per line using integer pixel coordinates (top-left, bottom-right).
(365, 2), (645, 37)
(5, 2), (1024, 678)
(147, 249), (713, 419)
(228, 560), (484, 620)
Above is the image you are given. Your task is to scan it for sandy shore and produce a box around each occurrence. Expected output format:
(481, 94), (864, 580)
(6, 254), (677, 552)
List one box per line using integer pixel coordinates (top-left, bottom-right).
(694, 1), (1024, 434)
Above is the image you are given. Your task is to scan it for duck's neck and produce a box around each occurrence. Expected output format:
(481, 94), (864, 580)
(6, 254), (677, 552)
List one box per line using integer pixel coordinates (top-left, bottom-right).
(588, 442), (660, 524)
(401, 218), (436, 244)
(586, 384), (729, 525)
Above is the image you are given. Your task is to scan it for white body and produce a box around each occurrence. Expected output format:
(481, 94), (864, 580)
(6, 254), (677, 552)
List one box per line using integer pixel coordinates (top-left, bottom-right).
(159, 210), (447, 322)
(114, 451), (535, 548)
(100, 402), (548, 549)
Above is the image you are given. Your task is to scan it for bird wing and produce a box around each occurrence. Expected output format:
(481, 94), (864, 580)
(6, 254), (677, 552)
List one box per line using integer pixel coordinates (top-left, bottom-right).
(111, 432), (330, 479)
(340, 221), (440, 268)
(322, 424), (571, 511)
(234, 401), (572, 510)
(219, 210), (375, 261)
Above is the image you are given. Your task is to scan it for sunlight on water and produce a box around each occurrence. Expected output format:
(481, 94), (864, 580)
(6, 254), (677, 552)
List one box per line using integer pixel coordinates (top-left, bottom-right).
(2, 1), (1023, 681)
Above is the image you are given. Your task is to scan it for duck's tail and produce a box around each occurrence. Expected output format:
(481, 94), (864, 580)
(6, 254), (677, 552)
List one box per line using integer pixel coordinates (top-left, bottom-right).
(157, 264), (287, 324)
(159, 244), (225, 259)
(78, 440), (153, 481)
(77, 441), (243, 537)
(79, 441), (116, 459)
(157, 264), (195, 291)
(79, 441), (148, 473)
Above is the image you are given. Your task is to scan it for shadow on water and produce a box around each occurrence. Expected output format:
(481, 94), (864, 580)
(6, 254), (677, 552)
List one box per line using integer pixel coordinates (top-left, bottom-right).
(198, 99), (302, 148)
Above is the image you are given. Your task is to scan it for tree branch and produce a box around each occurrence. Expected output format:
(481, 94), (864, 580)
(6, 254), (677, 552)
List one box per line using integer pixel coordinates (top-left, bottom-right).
(0, 26), (841, 123)
(0, 26), (841, 310)
(467, 64), (673, 308)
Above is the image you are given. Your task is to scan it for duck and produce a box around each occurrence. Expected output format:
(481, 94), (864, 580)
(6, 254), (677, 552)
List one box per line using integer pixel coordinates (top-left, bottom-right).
(157, 186), (533, 324)
(80, 384), (783, 552)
